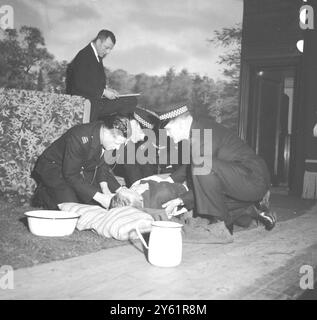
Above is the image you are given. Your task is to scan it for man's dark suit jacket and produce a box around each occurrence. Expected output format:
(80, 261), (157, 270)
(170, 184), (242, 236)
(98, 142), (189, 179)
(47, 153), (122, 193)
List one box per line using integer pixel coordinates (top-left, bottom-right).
(66, 43), (138, 121)
(67, 44), (106, 101)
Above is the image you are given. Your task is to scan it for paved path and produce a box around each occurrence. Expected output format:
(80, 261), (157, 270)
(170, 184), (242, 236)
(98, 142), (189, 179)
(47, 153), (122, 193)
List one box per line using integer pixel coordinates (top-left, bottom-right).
(1, 205), (316, 300)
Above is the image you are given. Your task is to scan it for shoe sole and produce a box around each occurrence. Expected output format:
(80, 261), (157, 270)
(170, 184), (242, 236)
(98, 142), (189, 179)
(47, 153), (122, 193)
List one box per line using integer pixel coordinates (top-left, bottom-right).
(258, 211), (277, 231)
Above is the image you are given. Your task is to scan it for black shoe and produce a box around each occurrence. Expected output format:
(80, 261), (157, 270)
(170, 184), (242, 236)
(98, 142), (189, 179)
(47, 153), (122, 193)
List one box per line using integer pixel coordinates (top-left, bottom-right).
(254, 191), (277, 231)
(255, 209), (277, 231)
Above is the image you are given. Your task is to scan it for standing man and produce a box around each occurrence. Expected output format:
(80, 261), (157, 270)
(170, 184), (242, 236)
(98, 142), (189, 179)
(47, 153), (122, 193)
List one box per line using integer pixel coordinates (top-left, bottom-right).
(155, 102), (276, 239)
(66, 29), (135, 121)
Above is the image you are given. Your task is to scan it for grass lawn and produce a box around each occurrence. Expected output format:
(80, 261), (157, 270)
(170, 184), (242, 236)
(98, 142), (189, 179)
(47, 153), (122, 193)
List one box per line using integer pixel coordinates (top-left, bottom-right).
(0, 198), (128, 270)
(1, 192), (315, 271)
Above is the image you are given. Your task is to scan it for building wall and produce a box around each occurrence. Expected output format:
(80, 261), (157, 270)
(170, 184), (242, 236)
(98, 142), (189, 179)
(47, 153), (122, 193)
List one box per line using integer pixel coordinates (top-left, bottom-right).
(242, 0), (303, 60)
(239, 0), (317, 196)
(302, 22), (317, 163)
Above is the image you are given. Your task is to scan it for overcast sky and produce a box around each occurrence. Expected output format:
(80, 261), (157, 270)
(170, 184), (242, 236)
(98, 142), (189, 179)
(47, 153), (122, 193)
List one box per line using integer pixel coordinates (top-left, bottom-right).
(10, 0), (243, 79)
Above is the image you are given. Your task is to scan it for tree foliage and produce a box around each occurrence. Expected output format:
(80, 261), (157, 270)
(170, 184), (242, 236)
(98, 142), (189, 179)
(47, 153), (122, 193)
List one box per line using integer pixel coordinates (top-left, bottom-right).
(108, 67), (223, 119)
(0, 24), (241, 132)
(0, 88), (85, 197)
(0, 26), (66, 92)
(209, 23), (242, 95)
(206, 23), (243, 132)
(0, 26), (53, 90)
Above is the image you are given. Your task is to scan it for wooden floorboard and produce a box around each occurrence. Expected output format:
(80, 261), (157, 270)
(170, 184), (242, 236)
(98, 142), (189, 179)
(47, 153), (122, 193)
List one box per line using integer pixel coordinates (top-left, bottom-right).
(1, 206), (316, 300)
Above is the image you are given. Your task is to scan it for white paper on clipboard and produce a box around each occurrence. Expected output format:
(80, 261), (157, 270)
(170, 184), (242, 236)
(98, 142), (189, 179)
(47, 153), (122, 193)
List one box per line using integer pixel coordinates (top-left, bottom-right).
(118, 93), (141, 97)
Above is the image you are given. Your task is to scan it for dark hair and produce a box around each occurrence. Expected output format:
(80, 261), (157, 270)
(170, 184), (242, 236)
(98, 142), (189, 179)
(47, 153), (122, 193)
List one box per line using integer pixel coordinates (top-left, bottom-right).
(101, 115), (130, 138)
(109, 192), (143, 209)
(94, 29), (116, 44)
(109, 193), (132, 209)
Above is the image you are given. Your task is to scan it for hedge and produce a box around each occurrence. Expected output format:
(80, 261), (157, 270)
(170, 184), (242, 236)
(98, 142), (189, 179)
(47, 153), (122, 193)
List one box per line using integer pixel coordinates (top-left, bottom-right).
(0, 88), (86, 197)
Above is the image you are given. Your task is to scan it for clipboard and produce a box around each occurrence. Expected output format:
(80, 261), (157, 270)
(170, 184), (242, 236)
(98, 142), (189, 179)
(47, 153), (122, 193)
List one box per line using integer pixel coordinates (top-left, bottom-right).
(118, 93), (141, 97)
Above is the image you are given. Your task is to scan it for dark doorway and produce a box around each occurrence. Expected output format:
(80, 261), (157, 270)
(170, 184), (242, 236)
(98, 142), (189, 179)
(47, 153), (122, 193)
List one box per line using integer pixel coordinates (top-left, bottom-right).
(247, 66), (297, 188)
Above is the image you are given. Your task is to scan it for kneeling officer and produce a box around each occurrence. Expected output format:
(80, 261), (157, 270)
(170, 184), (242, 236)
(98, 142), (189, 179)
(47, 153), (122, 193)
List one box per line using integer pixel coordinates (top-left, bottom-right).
(32, 115), (141, 209)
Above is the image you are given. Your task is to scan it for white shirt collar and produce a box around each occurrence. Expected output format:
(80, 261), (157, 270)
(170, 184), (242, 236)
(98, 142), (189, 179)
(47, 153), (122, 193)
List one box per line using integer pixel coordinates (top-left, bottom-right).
(90, 42), (100, 63)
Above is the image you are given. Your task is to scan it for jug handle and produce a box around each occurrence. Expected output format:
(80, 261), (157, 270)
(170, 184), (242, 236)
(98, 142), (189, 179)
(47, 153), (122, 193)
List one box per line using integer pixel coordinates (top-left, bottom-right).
(135, 222), (149, 249)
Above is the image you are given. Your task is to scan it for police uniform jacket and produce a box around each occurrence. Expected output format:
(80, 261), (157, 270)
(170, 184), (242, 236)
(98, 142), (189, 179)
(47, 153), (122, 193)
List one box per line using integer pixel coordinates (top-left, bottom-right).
(171, 117), (271, 212)
(36, 121), (120, 202)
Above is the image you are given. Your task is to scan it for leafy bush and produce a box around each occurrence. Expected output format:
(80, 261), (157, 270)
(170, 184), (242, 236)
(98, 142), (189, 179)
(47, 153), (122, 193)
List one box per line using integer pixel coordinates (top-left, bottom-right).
(0, 88), (85, 198)
(207, 95), (239, 133)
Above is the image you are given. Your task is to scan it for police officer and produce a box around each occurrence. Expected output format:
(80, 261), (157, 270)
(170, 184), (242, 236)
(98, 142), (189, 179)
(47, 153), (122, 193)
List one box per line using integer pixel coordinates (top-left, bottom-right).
(154, 102), (276, 238)
(32, 115), (142, 209)
(113, 106), (160, 187)
(116, 106), (187, 186)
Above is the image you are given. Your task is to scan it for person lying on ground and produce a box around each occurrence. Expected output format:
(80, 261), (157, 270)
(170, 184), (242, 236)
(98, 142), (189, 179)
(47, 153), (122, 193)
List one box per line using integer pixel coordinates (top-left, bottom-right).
(108, 178), (193, 220)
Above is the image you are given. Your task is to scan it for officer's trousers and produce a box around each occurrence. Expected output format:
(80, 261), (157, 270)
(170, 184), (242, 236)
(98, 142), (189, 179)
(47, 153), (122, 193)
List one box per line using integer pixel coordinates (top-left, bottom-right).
(191, 158), (270, 227)
(32, 158), (102, 210)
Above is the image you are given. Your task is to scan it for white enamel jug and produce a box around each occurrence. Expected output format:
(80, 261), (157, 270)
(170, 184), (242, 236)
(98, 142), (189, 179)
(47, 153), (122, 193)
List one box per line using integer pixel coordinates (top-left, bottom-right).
(136, 221), (183, 267)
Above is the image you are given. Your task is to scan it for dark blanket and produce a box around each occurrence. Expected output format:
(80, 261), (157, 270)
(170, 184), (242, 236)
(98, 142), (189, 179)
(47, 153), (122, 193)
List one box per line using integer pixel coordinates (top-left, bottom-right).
(139, 180), (187, 209)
